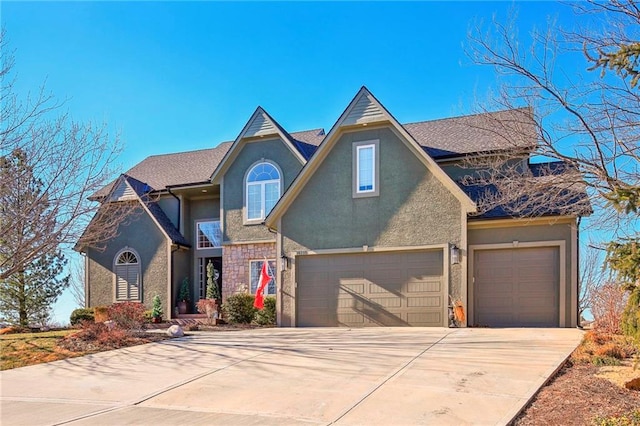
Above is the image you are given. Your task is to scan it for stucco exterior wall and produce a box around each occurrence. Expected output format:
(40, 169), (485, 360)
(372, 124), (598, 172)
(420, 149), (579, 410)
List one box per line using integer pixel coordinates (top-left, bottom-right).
(222, 138), (303, 243)
(171, 248), (191, 316)
(157, 196), (179, 229)
(279, 127), (464, 326)
(468, 219), (576, 327)
(87, 205), (169, 312)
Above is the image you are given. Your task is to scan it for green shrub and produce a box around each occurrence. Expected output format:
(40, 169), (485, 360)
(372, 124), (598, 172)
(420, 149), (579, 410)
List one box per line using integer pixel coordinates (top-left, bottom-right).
(107, 302), (145, 330)
(222, 293), (257, 324)
(70, 308), (94, 325)
(254, 296), (276, 326)
(592, 355), (622, 366)
(152, 295), (163, 319)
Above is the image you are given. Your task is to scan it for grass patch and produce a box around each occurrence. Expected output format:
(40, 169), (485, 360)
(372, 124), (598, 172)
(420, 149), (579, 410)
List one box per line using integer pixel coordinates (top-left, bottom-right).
(593, 409), (640, 426)
(0, 330), (85, 370)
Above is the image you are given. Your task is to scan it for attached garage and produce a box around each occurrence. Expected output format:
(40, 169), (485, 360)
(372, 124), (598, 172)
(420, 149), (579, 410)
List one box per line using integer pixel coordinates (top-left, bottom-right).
(472, 246), (560, 327)
(295, 249), (445, 327)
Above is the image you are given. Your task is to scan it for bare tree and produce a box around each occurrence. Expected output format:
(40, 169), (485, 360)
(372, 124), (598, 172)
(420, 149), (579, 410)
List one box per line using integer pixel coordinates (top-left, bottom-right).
(68, 255), (86, 308)
(464, 1), (639, 233)
(0, 30), (135, 281)
(579, 245), (606, 322)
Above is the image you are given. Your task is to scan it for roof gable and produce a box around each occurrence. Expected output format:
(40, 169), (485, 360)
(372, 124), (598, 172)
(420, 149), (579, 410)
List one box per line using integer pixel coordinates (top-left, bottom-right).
(265, 87), (476, 228)
(343, 92), (386, 125)
(122, 175), (189, 247)
(210, 107), (306, 184)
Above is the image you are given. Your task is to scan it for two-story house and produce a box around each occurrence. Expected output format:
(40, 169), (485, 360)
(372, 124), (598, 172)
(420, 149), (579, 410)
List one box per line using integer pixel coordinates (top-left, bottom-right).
(76, 87), (589, 328)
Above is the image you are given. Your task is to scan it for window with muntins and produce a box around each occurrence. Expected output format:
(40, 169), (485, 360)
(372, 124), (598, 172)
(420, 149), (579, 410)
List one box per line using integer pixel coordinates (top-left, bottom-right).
(196, 220), (222, 249)
(114, 249), (141, 301)
(250, 259), (276, 295)
(246, 162), (280, 221)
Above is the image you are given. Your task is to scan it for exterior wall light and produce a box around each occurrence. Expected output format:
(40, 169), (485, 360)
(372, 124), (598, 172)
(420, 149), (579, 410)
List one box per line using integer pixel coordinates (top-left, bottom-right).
(280, 254), (289, 271)
(450, 245), (460, 265)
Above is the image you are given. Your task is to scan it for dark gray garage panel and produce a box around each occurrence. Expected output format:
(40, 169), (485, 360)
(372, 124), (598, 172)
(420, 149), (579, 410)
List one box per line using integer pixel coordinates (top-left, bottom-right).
(474, 247), (559, 327)
(296, 250), (444, 327)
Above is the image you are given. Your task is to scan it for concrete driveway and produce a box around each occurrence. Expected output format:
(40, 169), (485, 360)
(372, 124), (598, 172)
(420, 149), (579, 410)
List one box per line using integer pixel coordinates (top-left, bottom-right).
(1, 327), (582, 425)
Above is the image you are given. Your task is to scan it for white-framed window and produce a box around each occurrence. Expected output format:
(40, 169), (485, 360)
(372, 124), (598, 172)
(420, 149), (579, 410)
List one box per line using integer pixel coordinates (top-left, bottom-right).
(353, 140), (379, 197)
(196, 220), (222, 249)
(245, 162), (280, 221)
(114, 248), (141, 301)
(249, 259), (276, 295)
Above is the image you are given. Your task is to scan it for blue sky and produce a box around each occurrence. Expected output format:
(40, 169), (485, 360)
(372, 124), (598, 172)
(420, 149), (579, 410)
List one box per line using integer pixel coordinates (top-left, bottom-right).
(3, 1), (582, 324)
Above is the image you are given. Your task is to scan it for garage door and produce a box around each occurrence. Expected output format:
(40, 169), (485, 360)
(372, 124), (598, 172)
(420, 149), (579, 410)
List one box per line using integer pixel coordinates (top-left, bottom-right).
(296, 250), (444, 327)
(474, 247), (559, 327)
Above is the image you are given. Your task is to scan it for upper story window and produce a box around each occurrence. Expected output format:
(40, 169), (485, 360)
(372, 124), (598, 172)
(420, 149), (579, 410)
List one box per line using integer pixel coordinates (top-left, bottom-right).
(246, 162), (281, 221)
(353, 140), (380, 197)
(114, 248), (141, 301)
(196, 220), (222, 249)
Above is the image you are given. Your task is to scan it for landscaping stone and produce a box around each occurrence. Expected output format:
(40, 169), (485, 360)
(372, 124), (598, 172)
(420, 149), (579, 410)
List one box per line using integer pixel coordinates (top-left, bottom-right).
(166, 325), (184, 337)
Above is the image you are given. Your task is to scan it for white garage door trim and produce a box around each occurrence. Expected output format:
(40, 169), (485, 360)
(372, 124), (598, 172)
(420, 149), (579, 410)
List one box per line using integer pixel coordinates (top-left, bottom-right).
(289, 244), (450, 327)
(468, 241), (566, 327)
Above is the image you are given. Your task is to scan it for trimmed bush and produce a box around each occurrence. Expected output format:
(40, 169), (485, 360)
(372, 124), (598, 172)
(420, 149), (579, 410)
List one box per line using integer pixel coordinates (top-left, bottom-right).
(107, 302), (145, 330)
(222, 293), (257, 324)
(70, 308), (94, 326)
(254, 296), (276, 326)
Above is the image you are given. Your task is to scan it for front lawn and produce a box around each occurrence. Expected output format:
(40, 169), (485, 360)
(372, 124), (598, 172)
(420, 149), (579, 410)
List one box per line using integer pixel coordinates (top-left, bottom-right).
(0, 330), (85, 370)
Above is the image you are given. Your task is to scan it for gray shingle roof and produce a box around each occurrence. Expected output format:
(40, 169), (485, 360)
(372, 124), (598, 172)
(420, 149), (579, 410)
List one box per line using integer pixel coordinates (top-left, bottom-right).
(125, 142), (233, 190)
(289, 128), (325, 160)
(460, 161), (592, 219)
(403, 107), (537, 159)
(96, 108), (534, 197)
(125, 175), (191, 247)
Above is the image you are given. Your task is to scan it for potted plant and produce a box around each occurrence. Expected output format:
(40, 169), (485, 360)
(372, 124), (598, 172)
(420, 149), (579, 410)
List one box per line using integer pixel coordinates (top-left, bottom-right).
(151, 295), (163, 323)
(177, 277), (190, 314)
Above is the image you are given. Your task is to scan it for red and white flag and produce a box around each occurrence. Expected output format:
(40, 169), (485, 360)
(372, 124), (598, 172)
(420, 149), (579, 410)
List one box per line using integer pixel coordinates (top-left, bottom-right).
(253, 261), (271, 310)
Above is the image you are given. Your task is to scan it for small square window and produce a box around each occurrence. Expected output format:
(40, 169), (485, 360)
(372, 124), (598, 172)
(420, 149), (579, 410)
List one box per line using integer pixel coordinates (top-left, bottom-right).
(196, 221), (222, 249)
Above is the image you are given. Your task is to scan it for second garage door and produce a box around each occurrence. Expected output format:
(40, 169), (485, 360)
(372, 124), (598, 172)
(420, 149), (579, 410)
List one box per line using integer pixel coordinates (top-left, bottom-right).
(296, 250), (445, 327)
(473, 246), (559, 327)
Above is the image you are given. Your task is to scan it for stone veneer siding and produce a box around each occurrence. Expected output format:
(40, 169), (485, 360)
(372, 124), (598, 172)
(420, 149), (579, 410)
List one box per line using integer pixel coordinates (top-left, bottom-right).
(222, 242), (276, 299)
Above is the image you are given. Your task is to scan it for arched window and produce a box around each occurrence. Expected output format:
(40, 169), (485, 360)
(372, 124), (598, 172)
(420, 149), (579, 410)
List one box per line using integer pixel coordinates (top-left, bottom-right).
(114, 249), (141, 301)
(245, 162), (281, 221)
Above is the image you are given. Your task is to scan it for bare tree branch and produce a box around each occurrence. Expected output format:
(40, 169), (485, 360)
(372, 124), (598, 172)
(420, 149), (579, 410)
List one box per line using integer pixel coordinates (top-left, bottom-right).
(464, 2), (640, 233)
(0, 29), (137, 280)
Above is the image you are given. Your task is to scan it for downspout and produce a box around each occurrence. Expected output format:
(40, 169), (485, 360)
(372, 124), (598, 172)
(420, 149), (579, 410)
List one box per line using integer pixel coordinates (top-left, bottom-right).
(170, 245), (180, 319)
(576, 216), (582, 329)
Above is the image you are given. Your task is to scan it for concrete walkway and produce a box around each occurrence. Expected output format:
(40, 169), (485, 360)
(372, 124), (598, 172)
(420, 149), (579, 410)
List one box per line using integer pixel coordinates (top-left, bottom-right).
(0, 327), (582, 425)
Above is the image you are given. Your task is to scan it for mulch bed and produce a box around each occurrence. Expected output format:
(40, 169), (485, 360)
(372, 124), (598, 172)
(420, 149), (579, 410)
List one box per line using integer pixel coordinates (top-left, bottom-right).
(514, 361), (640, 425)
